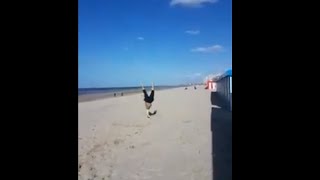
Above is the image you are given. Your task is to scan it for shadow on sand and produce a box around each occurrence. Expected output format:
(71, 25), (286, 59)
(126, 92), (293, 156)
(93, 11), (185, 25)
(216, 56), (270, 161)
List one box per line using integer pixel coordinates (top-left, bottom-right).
(211, 92), (232, 180)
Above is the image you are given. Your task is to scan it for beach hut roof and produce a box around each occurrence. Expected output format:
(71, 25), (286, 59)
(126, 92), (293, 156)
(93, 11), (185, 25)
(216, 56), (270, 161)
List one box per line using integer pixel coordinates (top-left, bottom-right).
(215, 69), (232, 81)
(222, 69), (232, 78)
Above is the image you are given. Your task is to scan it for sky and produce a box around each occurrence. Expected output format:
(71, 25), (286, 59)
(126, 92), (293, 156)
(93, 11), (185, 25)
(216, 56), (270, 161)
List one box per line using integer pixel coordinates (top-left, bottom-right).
(79, 0), (232, 88)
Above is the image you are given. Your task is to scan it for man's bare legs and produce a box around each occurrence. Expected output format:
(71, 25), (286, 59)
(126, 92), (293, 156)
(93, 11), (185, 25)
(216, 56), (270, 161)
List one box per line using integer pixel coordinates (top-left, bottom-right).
(149, 82), (156, 116)
(150, 82), (155, 99)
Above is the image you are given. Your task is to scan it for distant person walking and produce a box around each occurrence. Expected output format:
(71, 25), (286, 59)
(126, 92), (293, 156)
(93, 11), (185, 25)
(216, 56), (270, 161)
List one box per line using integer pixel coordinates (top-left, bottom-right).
(141, 82), (157, 118)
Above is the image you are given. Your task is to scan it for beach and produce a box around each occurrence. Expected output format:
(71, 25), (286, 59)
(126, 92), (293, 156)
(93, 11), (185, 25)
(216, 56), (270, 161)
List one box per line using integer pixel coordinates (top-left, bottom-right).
(78, 86), (212, 180)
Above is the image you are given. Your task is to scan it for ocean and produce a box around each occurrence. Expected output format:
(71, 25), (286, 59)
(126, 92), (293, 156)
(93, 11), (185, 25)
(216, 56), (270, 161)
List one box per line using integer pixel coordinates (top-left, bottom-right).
(78, 86), (182, 96)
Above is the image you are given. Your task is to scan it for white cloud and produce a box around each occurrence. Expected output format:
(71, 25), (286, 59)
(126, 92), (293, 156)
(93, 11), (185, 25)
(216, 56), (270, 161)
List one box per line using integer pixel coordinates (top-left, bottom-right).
(170, 0), (218, 7)
(137, 37), (144, 40)
(203, 73), (222, 82)
(186, 73), (204, 83)
(191, 45), (223, 53)
(186, 72), (202, 78)
(185, 30), (200, 35)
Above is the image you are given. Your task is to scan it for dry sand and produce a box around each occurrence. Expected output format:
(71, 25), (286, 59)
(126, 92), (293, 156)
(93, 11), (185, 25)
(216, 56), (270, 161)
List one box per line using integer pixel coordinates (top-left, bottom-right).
(79, 86), (212, 180)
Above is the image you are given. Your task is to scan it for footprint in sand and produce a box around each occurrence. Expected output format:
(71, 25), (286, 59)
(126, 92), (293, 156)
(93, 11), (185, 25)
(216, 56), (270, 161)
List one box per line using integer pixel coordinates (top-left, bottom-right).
(114, 139), (124, 145)
(114, 140), (120, 145)
(141, 142), (151, 147)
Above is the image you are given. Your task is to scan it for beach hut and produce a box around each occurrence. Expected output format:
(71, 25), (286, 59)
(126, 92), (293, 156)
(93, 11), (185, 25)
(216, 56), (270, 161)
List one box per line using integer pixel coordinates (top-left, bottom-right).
(215, 69), (232, 111)
(205, 79), (217, 92)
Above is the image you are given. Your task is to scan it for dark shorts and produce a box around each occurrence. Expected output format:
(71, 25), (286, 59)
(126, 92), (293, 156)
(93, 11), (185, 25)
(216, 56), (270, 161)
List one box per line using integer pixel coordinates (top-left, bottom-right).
(143, 89), (154, 103)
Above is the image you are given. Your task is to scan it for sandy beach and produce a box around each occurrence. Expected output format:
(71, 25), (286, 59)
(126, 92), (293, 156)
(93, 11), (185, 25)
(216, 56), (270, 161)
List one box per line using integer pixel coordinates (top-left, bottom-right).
(78, 86), (212, 180)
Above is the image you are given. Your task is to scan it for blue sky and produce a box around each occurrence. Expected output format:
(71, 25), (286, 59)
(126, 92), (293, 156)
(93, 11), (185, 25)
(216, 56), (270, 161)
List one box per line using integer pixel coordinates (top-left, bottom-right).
(79, 0), (232, 88)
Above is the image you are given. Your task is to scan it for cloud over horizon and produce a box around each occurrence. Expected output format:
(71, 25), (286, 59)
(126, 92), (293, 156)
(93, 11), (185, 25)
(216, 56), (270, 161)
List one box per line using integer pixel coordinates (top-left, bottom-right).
(137, 37), (144, 40)
(191, 45), (223, 53)
(185, 30), (200, 35)
(170, 0), (218, 7)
